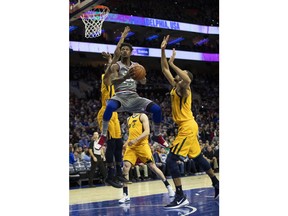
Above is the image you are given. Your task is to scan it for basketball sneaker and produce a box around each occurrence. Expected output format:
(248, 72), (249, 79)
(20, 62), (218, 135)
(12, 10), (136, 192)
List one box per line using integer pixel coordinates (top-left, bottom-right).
(167, 185), (175, 197)
(152, 135), (169, 147)
(117, 175), (130, 183)
(105, 177), (123, 188)
(164, 194), (189, 209)
(119, 193), (130, 204)
(94, 135), (107, 150)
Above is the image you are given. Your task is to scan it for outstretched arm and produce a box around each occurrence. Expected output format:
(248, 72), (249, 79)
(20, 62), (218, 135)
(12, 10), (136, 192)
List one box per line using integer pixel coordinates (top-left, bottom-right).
(103, 26), (131, 85)
(168, 48), (191, 88)
(161, 35), (175, 87)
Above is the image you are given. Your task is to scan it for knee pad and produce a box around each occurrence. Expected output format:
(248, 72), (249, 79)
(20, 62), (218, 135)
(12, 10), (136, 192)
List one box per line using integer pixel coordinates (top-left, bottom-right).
(166, 153), (181, 178)
(103, 99), (121, 121)
(145, 102), (162, 124)
(193, 153), (211, 171)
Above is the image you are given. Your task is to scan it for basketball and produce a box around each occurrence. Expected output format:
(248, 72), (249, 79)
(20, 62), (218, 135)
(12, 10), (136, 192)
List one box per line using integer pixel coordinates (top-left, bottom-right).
(131, 64), (146, 81)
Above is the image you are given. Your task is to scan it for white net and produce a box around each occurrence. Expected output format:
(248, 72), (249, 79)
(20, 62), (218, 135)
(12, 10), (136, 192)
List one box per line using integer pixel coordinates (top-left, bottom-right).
(80, 6), (110, 38)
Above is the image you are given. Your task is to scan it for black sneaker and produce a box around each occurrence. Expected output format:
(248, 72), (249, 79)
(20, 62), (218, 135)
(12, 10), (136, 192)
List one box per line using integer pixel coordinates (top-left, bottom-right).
(105, 178), (123, 188)
(164, 194), (189, 209)
(117, 175), (130, 183)
(214, 182), (219, 199)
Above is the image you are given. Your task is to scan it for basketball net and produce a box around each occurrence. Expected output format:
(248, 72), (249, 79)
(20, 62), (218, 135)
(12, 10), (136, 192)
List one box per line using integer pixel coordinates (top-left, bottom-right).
(80, 5), (110, 38)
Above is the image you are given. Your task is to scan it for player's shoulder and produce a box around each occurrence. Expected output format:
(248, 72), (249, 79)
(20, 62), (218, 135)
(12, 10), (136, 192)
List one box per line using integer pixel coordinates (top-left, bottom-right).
(139, 113), (148, 120)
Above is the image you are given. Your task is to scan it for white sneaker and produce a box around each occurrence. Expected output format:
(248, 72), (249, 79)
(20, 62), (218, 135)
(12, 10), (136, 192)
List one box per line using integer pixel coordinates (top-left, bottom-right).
(167, 185), (175, 197)
(119, 193), (130, 203)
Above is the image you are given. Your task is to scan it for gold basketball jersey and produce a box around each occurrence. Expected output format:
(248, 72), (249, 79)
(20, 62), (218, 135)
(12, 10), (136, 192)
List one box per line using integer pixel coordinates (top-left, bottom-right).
(127, 114), (148, 145)
(170, 87), (194, 124)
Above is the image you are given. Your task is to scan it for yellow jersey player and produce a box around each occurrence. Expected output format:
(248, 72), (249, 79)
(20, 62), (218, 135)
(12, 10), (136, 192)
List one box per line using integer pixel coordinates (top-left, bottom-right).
(161, 35), (219, 209)
(119, 113), (175, 204)
(96, 72), (125, 188)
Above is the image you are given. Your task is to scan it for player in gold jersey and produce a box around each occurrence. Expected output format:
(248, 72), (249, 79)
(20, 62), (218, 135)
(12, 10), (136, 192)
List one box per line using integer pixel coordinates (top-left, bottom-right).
(118, 113), (175, 204)
(161, 35), (219, 209)
(96, 71), (124, 188)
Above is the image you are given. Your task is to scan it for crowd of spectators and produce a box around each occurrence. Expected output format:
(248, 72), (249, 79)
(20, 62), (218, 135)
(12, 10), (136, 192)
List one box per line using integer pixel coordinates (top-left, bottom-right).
(107, 0), (219, 27)
(69, 62), (219, 185)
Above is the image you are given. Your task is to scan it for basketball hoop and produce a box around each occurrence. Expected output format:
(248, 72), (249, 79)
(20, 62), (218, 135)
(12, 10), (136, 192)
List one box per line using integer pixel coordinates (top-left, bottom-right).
(80, 5), (110, 38)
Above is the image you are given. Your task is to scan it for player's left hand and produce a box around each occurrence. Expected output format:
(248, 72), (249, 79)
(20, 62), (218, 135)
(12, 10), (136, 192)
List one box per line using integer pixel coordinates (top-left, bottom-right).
(102, 52), (112, 61)
(128, 139), (137, 146)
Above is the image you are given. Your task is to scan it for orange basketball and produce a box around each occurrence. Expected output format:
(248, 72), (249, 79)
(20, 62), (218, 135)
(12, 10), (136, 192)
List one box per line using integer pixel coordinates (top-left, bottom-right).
(131, 64), (146, 81)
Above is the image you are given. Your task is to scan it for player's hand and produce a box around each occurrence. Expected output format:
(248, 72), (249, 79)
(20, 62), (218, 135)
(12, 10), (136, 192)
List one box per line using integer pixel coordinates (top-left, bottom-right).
(102, 52), (112, 62)
(123, 142), (128, 151)
(161, 35), (170, 50)
(128, 139), (137, 146)
(121, 26), (131, 38)
(168, 48), (176, 64)
(126, 67), (136, 79)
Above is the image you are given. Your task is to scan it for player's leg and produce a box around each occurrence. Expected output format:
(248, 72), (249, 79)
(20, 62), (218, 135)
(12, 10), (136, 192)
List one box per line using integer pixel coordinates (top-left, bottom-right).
(188, 120), (219, 199)
(119, 148), (137, 204)
(192, 153), (219, 199)
(164, 135), (191, 209)
(165, 152), (189, 208)
(104, 138), (123, 188)
(114, 137), (127, 181)
(147, 161), (175, 197)
(111, 114), (128, 182)
(145, 101), (168, 147)
(95, 99), (121, 148)
(119, 160), (132, 203)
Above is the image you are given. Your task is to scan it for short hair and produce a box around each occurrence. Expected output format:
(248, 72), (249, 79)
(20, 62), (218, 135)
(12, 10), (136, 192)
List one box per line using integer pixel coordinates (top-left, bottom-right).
(120, 42), (133, 51)
(186, 70), (194, 82)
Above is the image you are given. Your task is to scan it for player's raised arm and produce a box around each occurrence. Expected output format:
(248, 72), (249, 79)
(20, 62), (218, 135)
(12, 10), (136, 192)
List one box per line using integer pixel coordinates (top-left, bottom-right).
(103, 26), (131, 85)
(161, 35), (175, 87)
(168, 48), (191, 87)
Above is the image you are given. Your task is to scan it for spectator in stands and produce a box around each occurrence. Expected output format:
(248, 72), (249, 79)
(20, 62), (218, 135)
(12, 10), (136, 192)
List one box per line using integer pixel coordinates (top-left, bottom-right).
(81, 145), (91, 162)
(203, 145), (218, 171)
(69, 144), (77, 164)
(134, 158), (149, 181)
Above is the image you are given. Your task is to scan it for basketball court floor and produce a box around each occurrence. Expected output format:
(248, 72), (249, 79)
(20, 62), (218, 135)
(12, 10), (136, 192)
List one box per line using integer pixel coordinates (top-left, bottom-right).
(69, 174), (219, 216)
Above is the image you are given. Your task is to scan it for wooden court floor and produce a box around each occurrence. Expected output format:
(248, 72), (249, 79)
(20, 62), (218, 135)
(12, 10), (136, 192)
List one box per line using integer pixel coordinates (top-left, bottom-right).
(69, 173), (219, 216)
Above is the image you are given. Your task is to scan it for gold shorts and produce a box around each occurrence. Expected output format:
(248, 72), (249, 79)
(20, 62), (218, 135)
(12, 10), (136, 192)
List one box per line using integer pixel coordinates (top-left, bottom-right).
(97, 107), (121, 139)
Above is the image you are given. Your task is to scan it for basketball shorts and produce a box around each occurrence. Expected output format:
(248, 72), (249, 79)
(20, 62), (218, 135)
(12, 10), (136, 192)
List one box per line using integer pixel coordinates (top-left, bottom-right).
(111, 92), (152, 113)
(97, 106), (121, 139)
(123, 143), (154, 165)
(169, 119), (201, 158)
